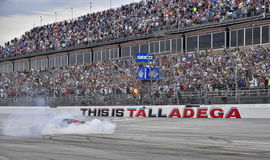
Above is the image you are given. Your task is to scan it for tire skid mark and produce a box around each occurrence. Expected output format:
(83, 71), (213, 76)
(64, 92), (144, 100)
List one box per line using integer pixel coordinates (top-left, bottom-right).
(43, 134), (270, 158)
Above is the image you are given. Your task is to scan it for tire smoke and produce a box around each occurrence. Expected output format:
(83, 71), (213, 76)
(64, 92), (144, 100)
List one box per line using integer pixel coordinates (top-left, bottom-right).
(2, 108), (116, 137)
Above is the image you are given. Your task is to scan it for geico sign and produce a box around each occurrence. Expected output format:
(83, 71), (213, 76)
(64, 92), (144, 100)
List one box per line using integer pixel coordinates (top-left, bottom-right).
(137, 56), (153, 60)
(80, 107), (241, 119)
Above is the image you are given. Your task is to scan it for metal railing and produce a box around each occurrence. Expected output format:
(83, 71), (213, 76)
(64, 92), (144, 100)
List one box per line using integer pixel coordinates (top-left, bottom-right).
(179, 88), (270, 98)
(0, 88), (269, 106)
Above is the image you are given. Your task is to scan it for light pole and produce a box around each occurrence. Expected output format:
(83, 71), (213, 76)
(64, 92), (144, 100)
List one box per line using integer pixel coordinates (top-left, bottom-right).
(110, 0), (112, 9)
(89, 2), (93, 14)
(40, 16), (42, 26)
(54, 11), (57, 22)
(71, 8), (73, 20)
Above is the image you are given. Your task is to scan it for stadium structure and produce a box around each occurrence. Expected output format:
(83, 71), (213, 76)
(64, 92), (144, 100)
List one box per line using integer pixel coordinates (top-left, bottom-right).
(0, 0), (269, 106)
(1, 1), (270, 160)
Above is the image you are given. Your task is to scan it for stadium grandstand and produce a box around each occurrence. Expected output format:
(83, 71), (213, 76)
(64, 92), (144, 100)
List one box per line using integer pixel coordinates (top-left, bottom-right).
(0, 0), (269, 106)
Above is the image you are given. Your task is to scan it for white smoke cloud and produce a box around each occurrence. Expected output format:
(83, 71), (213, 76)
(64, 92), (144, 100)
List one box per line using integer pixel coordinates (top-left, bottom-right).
(2, 108), (116, 137)
(41, 119), (116, 135)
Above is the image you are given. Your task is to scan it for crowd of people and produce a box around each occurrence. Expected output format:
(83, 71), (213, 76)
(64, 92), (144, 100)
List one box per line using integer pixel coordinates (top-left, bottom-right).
(169, 47), (270, 92)
(144, 46), (270, 96)
(0, 0), (268, 58)
(0, 47), (269, 98)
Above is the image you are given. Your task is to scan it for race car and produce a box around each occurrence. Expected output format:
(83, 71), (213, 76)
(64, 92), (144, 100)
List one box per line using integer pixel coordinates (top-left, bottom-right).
(30, 118), (86, 135)
(61, 118), (85, 127)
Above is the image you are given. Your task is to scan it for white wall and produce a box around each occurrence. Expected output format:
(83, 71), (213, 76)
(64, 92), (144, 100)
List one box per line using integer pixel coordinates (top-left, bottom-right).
(0, 104), (270, 118)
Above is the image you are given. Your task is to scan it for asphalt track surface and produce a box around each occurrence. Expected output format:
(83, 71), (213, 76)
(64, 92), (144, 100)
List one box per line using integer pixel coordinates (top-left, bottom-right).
(0, 114), (270, 160)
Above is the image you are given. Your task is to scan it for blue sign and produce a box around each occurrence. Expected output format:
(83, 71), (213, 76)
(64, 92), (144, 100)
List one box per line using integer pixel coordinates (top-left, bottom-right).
(138, 67), (160, 80)
(149, 68), (160, 79)
(136, 53), (154, 63)
(138, 67), (149, 79)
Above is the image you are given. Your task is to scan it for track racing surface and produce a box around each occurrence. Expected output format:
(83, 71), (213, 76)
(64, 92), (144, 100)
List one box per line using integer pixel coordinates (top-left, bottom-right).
(0, 114), (270, 160)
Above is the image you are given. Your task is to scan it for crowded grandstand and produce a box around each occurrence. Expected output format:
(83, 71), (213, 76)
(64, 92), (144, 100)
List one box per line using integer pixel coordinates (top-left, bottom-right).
(0, 0), (269, 106)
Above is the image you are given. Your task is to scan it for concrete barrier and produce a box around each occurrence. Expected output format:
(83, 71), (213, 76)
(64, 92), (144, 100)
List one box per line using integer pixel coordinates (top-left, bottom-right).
(0, 104), (270, 118)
